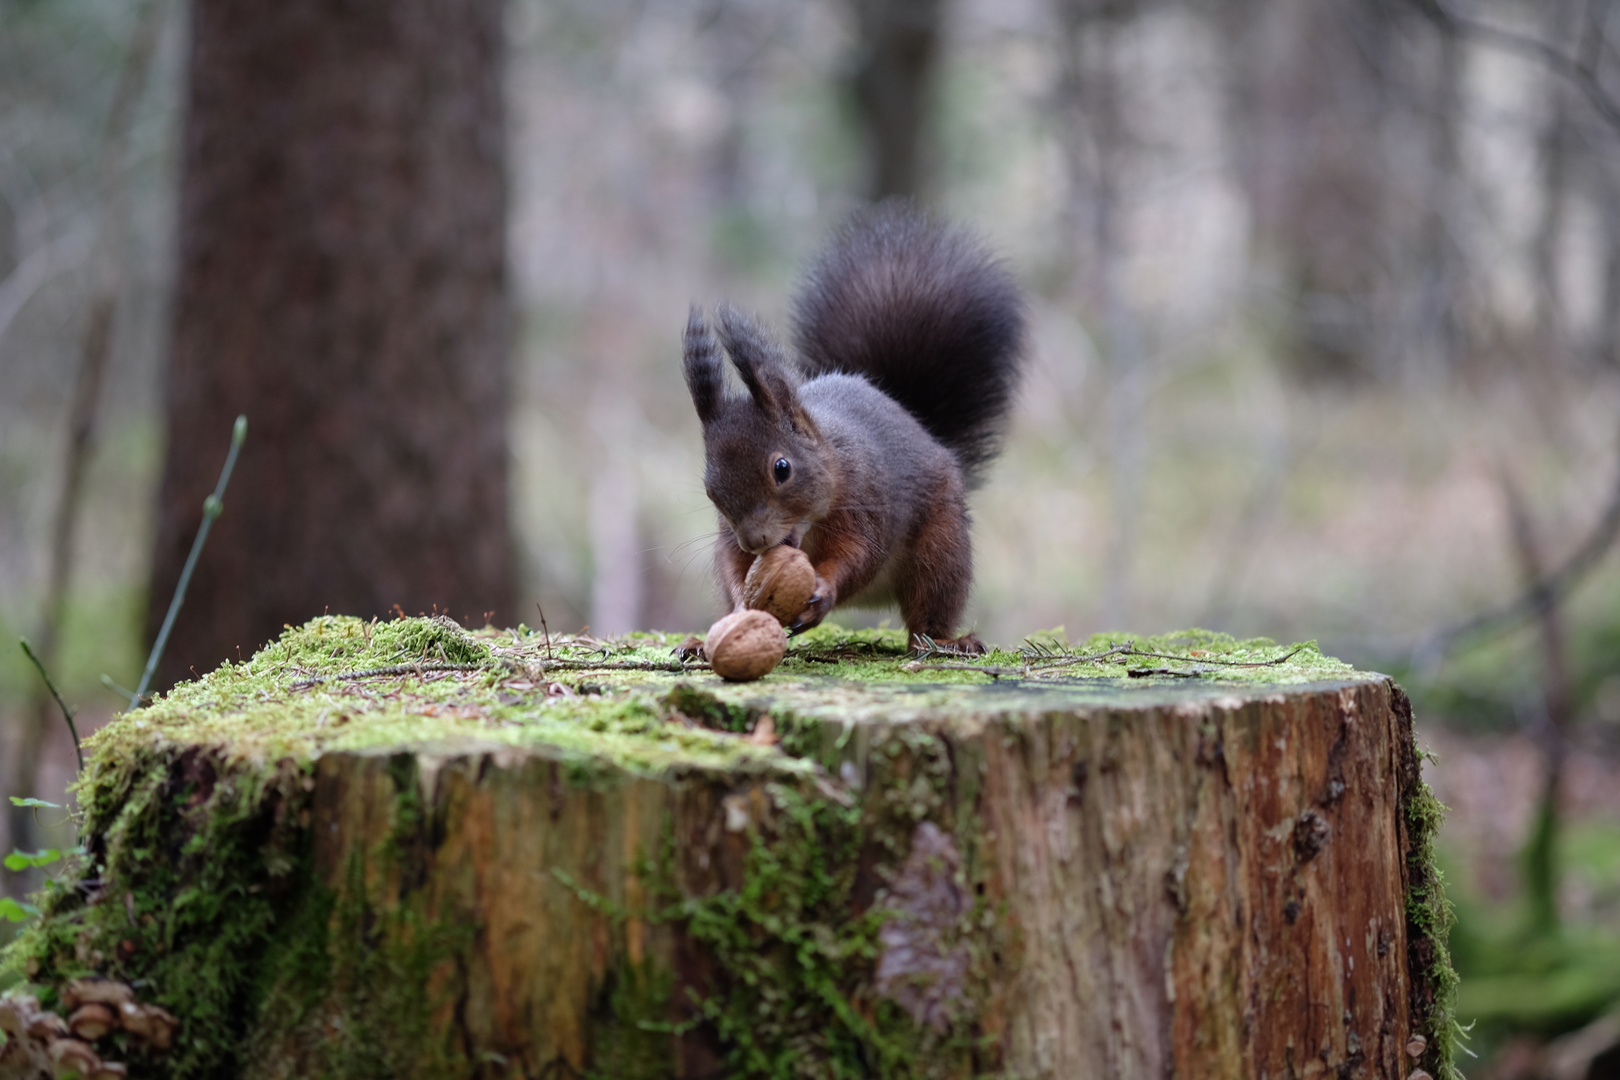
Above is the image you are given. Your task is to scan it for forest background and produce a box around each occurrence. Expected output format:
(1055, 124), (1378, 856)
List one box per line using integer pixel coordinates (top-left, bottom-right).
(3, 0), (1620, 1075)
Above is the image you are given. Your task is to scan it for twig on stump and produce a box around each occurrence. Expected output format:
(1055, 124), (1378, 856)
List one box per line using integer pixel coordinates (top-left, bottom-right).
(289, 656), (713, 691)
(131, 416), (246, 711)
(19, 639), (82, 772)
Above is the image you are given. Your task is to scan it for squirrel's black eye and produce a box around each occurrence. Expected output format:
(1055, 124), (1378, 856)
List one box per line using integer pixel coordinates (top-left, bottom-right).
(773, 457), (792, 484)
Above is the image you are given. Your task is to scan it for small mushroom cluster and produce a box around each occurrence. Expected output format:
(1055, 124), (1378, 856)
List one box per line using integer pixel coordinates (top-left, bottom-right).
(0, 979), (177, 1080)
(1405, 1034), (1430, 1080)
(704, 545), (817, 682)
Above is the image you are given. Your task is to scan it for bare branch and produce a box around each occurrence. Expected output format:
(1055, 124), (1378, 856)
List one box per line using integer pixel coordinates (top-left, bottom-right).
(1417, 431), (1620, 661)
(1411, 0), (1620, 133)
(0, 227), (93, 344)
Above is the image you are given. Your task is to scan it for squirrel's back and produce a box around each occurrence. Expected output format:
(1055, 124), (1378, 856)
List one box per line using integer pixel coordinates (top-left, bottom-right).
(791, 201), (1026, 486)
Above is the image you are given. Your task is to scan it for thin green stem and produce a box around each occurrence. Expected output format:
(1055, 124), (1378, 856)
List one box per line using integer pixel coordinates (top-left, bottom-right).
(100, 672), (145, 704)
(20, 638), (82, 772)
(131, 415), (246, 711)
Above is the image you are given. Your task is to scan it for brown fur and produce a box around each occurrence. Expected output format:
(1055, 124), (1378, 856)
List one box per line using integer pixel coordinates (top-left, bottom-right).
(683, 203), (1024, 652)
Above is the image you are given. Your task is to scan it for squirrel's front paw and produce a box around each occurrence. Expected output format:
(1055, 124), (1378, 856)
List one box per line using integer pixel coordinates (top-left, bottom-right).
(786, 578), (834, 635)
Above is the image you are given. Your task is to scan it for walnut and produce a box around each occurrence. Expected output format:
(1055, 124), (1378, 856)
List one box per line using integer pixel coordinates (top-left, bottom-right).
(704, 610), (787, 682)
(742, 545), (816, 625)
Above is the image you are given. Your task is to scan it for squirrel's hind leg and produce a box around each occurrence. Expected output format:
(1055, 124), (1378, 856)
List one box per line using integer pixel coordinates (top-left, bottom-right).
(930, 632), (987, 656)
(895, 492), (982, 654)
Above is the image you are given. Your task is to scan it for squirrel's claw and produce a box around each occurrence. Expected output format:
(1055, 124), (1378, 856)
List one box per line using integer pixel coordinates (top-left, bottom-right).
(788, 581), (834, 635)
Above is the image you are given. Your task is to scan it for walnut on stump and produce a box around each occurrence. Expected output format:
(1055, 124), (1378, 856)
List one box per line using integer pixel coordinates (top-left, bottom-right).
(0, 618), (1458, 1080)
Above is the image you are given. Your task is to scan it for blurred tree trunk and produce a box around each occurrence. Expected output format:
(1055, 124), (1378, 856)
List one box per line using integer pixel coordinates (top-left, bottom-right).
(1416, 27), (1464, 377)
(1216, 0), (1427, 380)
(0, 191), (14, 280)
(1530, 0), (1620, 370)
(848, 0), (945, 201)
(5, 0), (162, 886)
(1530, 0), (1582, 350)
(1599, 196), (1620, 369)
(1533, 82), (1573, 341)
(147, 0), (512, 689)
(1051, 0), (1148, 630)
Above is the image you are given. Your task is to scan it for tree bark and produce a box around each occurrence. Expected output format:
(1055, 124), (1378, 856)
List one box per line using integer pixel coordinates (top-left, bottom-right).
(848, 0), (946, 201)
(147, 0), (512, 690)
(0, 621), (1456, 1080)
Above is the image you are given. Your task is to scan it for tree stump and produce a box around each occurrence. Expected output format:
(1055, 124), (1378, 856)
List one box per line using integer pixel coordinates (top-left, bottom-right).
(0, 618), (1457, 1080)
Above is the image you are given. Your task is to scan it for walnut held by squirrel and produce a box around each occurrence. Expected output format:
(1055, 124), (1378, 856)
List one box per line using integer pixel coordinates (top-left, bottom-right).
(684, 202), (1026, 654)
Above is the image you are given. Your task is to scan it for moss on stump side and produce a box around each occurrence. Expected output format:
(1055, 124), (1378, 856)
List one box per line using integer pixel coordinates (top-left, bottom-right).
(0, 617), (1461, 1080)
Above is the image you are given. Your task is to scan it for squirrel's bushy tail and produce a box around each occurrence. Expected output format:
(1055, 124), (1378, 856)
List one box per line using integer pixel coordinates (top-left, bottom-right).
(791, 200), (1026, 485)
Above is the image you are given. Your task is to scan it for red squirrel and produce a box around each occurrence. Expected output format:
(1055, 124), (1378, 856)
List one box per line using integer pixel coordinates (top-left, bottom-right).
(683, 201), (1025, 654)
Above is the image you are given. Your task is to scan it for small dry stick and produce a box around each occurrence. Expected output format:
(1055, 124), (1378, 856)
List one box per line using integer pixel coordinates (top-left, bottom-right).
(1120, 644), (1306, 668)
(533, 658), (712, 673)
(290, 662), (486, 690)
(1127, 665), (1216, 678)
(1021, 642), (1136, 669)
(19, 639), (82, 772)
(290, 657), (713, 690)
(536, 602), (555, 661)
(1022, 641), (1305, 670)
(902, 660), (1026, 678)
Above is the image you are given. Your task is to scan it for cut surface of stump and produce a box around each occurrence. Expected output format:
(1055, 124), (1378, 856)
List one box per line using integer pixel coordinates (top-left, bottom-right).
(0, 617), (1459, 1080)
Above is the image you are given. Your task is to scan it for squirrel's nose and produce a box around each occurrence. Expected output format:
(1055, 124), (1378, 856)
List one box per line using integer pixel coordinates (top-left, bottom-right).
(733, 521), (776, 554)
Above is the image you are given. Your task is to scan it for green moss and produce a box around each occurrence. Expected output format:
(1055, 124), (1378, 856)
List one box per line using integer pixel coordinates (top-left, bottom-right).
(587, 960), (681, 1080)
(3, 748), (312, 1079)
(555, 722), (982, 1079)
(1399, 697), (1465, 1080)
(0, 747), (483, 1079)
(588, 764), (981, 1078)
(676, 783), (919, 1078)
(662, 682), (750, 733)
(241, 851), (476, 1080)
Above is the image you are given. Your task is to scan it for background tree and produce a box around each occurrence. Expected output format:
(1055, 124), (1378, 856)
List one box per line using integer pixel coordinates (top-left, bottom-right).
(146, 0), (512, 689)
(848, 0), (946, 200)
(1215, 0), (1460, 380)
(3, 0), (164, 882)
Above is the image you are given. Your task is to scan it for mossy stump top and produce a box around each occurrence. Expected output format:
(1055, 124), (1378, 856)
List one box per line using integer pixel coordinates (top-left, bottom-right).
(1, 617), (1458, 1080)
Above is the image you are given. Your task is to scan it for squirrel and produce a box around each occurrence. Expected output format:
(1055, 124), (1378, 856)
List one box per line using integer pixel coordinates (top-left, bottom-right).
(682, 201), (1026, 654)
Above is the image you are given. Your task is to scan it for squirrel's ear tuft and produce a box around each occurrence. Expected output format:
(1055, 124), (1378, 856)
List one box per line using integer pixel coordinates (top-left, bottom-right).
(717, 304), (811, 433)
(684, 304), (724, 425)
